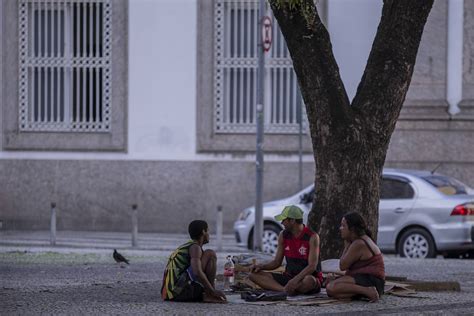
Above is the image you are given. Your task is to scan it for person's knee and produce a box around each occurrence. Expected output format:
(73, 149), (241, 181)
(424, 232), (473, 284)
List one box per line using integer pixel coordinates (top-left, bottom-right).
(249, 271), (263, 283)
(303, 276), (319, 288)
(303, 275), (314, 285)
(326, 282), (335, 297)
(202, 249), (217, 261)
(249, 272), (258, 282)
(249, 272), (255, 282)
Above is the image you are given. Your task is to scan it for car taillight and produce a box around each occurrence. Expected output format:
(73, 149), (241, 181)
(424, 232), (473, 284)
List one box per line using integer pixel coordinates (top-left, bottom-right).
(450, 203), (474, 216)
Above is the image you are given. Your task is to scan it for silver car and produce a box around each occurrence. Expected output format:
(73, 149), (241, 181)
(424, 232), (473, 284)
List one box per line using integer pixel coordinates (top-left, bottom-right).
(233, 169), (474, 258)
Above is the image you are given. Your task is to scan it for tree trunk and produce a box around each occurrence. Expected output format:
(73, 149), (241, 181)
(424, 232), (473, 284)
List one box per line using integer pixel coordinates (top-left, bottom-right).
(269, 0), (434, 259)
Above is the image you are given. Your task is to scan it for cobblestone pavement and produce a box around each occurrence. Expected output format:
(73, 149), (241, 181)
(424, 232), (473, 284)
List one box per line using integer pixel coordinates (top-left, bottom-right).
(1, 250), (474, 315)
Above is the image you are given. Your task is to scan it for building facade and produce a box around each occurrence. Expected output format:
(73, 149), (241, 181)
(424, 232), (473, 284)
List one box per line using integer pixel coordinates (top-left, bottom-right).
(1, 0), (473, 233)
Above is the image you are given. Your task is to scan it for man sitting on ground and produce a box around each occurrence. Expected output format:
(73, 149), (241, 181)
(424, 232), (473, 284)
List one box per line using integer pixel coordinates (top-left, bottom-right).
(161, 220), (226, 303)
(249, 205), (323, 295)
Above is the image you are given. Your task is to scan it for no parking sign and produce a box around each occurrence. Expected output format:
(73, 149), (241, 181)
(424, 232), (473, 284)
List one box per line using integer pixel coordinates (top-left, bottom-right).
(262, 16), (272, 52)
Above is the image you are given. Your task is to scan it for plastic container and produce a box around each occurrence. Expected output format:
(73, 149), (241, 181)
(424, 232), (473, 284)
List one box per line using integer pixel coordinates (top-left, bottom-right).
(223, 255), (235, 290)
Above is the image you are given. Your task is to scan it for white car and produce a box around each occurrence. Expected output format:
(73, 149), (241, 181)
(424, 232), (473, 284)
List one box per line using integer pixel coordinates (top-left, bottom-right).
(233, 169), (474, 258)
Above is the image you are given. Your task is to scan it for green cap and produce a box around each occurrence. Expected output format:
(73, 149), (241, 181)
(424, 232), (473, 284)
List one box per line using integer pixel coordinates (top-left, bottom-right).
(274, 205), (304, 221)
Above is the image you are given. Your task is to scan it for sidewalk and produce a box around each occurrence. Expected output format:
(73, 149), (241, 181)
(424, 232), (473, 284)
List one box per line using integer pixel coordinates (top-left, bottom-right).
(0, 230), (242, 255)
(1, 230), (474, 315)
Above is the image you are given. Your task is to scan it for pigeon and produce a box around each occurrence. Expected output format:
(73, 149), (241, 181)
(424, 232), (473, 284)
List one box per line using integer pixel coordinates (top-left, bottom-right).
(113, 249), (129, 264)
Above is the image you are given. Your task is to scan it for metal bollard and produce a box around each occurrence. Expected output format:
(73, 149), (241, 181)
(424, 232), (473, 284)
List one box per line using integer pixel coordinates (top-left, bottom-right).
(131, 204), (138, 248)
(216, 205), (223, 252)
(50, 202), (56, 246)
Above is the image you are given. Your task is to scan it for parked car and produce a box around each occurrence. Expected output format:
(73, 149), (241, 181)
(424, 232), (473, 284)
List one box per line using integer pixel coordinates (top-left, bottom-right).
(233, 169), (474, 258)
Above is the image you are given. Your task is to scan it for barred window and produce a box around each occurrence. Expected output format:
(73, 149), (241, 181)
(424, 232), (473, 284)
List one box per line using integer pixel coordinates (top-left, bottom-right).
(18, 0), (112, 132)
(214, 0), (306, 134)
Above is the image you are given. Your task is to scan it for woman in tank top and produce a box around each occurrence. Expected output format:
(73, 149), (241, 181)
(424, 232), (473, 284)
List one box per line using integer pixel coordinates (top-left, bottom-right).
(326, 212), (385, 302)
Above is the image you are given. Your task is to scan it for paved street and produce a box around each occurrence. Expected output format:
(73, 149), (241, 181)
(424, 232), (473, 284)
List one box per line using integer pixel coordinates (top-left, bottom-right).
(1, 231), (474, 315)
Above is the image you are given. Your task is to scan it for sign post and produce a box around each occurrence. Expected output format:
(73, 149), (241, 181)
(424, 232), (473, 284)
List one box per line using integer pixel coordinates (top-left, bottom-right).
(254, 1), (272, 252)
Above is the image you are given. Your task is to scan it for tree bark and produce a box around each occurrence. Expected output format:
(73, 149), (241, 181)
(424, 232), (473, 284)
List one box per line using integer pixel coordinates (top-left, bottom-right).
(269, 0), (434, 259)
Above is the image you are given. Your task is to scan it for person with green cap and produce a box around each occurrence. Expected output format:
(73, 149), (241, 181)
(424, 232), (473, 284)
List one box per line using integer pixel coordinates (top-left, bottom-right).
(249, 205), (323, 295)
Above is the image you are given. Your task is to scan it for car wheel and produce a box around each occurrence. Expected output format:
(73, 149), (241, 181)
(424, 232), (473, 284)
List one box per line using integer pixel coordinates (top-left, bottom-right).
(398, 228), (436, 259)
(465, 250), (474, 259)
(249, 224), (282, 255)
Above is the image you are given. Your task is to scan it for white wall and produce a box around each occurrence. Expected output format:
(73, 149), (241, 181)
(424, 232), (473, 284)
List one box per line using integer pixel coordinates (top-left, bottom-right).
(327, 0), (383, 102)
(128, 0), (197, 160)
(1, 0), (382, 162)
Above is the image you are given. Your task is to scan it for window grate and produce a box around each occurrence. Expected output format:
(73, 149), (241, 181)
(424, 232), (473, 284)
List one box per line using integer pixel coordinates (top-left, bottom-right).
(18, 0), (112, 132)
(214, 0), (308, 134)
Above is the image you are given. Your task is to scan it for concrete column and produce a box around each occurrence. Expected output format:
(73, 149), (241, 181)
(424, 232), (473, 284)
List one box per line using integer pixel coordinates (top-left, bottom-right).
(459, 0), (474, 119)
(447, 0), (463, 115)
(0, 0), (3, 150)
(131, 204), (138, 248)
(50, 203), (57, 246)
(216, 206), (223, 252)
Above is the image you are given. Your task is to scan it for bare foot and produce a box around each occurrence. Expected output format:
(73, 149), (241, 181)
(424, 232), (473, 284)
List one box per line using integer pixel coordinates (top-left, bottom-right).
(285, 289), (298, 296)
(203, 293), (227, 304)
(366, 287), (379, 303)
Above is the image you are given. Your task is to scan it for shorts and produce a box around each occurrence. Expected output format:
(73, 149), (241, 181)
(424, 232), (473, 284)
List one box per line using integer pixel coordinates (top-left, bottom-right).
(271, 273), (321, 294)
(353, 274), (385, 296)
(171, 267), (204, 302)
(172, 280), (204, 302)
(271, 273), (292, 287)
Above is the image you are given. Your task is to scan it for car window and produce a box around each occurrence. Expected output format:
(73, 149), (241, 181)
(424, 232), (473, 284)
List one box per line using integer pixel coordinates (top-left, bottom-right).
(381, 178), (414, 199)
(421, 175), (469, 195)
